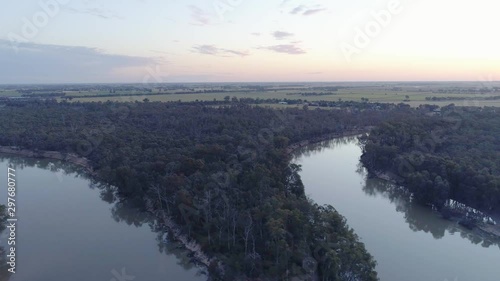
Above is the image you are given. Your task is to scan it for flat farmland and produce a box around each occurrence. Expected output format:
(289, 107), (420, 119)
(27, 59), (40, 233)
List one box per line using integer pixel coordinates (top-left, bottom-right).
(2, 82), (499, 107)
(67, 86), (500, 107)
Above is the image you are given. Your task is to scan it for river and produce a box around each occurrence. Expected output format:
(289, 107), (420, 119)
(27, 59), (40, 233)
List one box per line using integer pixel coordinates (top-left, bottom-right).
(293, 136), (500, 281)
(0, 156), (206, 281)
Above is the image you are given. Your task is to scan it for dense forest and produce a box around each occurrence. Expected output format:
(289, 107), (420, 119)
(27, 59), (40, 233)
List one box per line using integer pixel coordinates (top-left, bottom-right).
(360, 106), (500, 213)
(0, 100), (422, 280)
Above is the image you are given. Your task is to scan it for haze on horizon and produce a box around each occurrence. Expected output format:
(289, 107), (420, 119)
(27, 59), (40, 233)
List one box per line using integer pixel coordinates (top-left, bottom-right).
(1, 0), (499, 84)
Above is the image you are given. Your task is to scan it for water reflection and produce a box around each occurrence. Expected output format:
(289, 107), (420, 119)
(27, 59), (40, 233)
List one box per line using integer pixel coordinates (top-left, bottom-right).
(292, 135), (360, 159)
(357, 156), (500, 248)
(92, 180), (208, 273)
(0, 155), (207, 281)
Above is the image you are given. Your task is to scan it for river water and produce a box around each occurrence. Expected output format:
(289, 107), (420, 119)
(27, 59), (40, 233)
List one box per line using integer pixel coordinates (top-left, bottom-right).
(0, 156), (205, 281)
(293, 136), (500, 281)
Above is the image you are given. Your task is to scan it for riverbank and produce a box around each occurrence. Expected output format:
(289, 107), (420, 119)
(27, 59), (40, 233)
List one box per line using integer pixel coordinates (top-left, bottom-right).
(285, 128), (371, 155)
(145, 197), (224, 276)
(367, 168), (500, 241)
(0, 146), (96, 176)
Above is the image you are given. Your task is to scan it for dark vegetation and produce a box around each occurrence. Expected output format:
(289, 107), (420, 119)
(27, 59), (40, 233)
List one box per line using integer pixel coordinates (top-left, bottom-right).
(0, 205), (6, 233)
(425, 96), (500, 101)
(0, 100), (422, 281)
(360, 106), (500, 213)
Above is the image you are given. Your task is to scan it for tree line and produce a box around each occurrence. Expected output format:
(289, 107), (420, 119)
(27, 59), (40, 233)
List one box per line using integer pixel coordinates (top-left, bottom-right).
(360, 106), (500, 213)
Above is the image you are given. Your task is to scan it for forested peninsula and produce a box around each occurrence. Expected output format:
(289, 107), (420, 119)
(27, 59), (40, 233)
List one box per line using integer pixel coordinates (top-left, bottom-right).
(0, 100), (420, 281)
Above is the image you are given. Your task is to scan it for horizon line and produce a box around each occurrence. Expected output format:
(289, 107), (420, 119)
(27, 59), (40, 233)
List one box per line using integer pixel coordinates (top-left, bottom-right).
(1, 80), (498, 86)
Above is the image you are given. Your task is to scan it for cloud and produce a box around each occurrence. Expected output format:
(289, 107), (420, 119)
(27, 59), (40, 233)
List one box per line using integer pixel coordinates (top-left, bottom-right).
(223, 49), (250, 57)
(303, 8), (327, 16)
(259, 44), (306, 55)
(290, 5), (326, 16)
(63, 6), (123, 20)
(192, 45), (219, 55)
(189, 5), (212, 26)
(272, 31), (294, 40)
(290, 5), (305, 14)
(0, 40), (157, 83)
(192, 45), (249, 57)
(251, 32), (261, 36)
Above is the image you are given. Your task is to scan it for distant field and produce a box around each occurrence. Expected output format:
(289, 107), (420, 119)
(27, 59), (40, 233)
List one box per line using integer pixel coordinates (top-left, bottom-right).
(2, 82), (499, 107)
(67, 89), (500, 107)
(0, 90), (21, 97)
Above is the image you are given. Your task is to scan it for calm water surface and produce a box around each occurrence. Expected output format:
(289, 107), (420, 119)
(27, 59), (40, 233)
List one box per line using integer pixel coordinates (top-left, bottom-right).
(294, 136), (500, 281)
(0, 156), (205, 281)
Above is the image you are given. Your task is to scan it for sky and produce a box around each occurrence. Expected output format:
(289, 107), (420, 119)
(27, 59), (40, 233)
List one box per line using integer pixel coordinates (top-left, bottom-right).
(0, 0), (499, 84)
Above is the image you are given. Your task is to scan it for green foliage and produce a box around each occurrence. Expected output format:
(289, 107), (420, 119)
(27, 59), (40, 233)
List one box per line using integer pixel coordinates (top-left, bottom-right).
(361, 106), (500, 210)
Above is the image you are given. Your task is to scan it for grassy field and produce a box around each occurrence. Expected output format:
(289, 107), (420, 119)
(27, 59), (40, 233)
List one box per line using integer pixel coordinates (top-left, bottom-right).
(2, 82), (499, 107)
(67, 89), (500, 107)
(0, 90), (22, 97)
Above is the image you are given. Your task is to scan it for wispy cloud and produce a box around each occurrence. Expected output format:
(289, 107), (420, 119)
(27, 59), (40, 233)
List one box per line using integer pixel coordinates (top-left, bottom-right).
(259, 44), (306, 55)
(272, 31), (294, 40)
(192, 45), (249, 57)
(290, 5), (305, 14)
(63, 6), (123, 20)
(223, 49), (250, 57)
(192, 45), (218, 55)
(280, 0), (292, 7)
(303, 8), (326, 16)
(251, 32), (261, 36)
(189, 5), (212, 26)
(290, 5), (326, 16)
(0, 40), (157, 83)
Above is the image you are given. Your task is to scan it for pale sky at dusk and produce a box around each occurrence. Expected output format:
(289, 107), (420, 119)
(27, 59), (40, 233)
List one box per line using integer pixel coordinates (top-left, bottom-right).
(1, 0), (499, 83)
